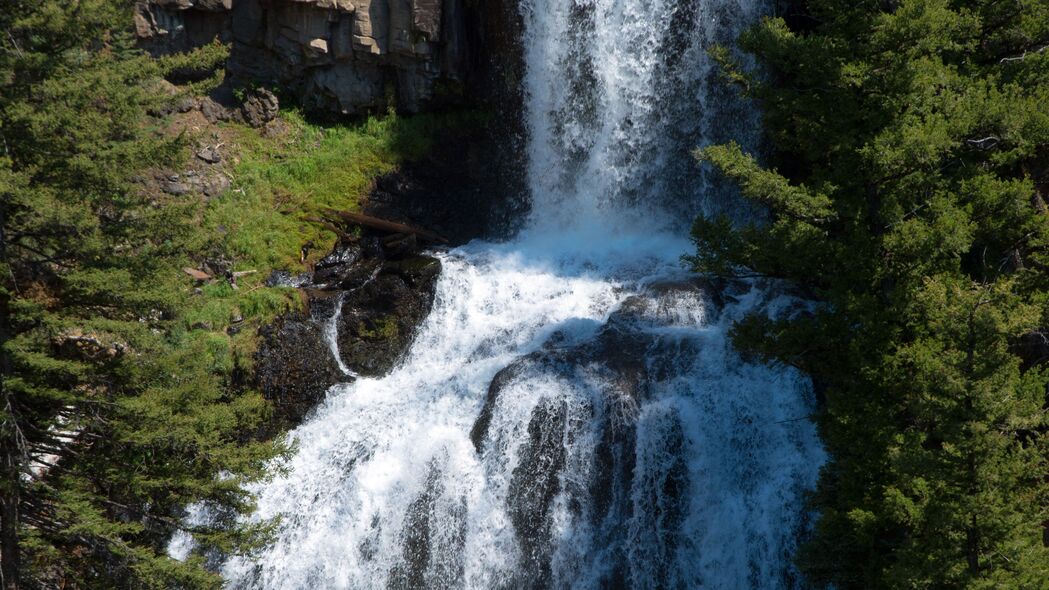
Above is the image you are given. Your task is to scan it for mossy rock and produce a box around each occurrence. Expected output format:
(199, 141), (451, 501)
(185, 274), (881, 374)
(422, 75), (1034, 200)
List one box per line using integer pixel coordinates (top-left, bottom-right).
(336, 256), (442, 376)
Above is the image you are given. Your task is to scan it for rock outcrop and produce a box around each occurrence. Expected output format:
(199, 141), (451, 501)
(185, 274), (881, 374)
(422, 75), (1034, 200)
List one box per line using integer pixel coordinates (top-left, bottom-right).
(465, 277), (743, 585)
(314, 237), (442, 376)
(136, 0), (519, 114)
(253, 230), (442, 428)
(255, 306), (349, 430)
(135, 0), (232, 54)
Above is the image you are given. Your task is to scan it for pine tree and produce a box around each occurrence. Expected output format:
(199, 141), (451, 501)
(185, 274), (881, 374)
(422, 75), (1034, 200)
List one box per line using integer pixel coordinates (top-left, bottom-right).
(693, 0), (1049, 586)
(1, 2), (281, 587)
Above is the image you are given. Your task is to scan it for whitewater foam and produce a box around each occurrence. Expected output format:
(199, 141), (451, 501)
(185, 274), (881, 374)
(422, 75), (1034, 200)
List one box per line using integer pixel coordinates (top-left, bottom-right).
(214, 0), (826, 587)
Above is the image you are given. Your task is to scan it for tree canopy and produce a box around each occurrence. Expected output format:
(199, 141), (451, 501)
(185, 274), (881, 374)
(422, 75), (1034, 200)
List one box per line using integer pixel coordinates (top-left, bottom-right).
(694, 0), (1049, 586)
(0, 2), (281, 588)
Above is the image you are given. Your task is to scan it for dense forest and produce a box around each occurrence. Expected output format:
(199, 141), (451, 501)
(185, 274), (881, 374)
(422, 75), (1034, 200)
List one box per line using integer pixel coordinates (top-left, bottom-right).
(2, 0), (1049, 587)
(693, 0), (1049, 586)
(0, 2), (288, 588)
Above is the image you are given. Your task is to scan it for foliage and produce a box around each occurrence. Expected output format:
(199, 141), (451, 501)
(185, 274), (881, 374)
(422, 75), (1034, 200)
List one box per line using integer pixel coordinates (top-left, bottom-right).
(693, 0), (1049, 586)
(0, 2), (285, 588)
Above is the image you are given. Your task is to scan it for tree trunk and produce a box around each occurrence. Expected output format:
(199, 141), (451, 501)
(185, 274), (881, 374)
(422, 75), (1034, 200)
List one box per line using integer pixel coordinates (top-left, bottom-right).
(965, 513), (979, 576)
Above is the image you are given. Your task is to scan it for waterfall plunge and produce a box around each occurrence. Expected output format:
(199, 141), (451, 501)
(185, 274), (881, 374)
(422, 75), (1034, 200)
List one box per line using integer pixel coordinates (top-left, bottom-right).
(221, 0), (826, 587)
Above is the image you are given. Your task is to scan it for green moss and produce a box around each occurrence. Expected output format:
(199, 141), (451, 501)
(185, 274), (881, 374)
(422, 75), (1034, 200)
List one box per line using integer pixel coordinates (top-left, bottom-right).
(358, 315), (400, 340)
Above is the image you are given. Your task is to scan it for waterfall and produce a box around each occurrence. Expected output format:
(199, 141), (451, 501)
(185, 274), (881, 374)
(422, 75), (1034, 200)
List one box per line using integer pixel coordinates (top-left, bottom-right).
(220, 0), (826, 587)
(325, 292), (357, 378)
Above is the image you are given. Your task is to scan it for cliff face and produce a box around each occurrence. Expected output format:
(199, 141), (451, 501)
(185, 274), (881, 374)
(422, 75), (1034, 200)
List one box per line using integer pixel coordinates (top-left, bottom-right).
(135, 0), (517, 114)
(135, 1), (233, 52)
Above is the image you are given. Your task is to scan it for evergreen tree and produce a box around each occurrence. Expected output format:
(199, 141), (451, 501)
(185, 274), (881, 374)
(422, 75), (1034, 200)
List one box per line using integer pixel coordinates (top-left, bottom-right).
(693, 0), (1049, 586)
(1, 1), (280, 588)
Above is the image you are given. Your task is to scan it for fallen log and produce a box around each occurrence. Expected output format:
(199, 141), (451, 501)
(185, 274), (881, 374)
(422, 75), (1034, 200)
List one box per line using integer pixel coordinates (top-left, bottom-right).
(382, 233), (418, 251)
(322, 208), (448, 244)
(182, 267), (212, 281)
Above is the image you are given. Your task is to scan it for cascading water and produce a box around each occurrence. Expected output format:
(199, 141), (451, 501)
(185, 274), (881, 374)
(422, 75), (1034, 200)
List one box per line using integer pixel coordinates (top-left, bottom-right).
(325, 292), (356, 378)
(219, 0), (826, 587)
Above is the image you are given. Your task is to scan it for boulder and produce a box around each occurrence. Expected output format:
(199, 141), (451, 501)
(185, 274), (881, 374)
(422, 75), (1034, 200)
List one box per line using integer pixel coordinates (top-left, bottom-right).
(255, 307), (350, 430)
(253, 231), (442, 430)
(201, 173), (231, 197)
(196, 145), (222, 163)
(334, 255), (441, 376)
(199, 96), (235, 122)
(241, 88), (280, 128)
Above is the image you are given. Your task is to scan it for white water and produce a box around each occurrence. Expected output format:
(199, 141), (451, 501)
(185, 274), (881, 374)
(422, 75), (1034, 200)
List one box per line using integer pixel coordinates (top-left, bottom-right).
(219, 0), (825, 587)
(325, 293), (357, 377)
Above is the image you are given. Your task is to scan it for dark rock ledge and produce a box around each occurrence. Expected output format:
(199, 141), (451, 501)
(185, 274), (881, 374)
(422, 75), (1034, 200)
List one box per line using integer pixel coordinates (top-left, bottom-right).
(254, 229), (442, 431)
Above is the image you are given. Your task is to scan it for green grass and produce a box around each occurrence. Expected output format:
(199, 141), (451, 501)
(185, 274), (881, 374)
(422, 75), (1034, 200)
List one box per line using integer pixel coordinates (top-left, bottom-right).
(171, 108), (484, 376)
(207, 109), (485, 271)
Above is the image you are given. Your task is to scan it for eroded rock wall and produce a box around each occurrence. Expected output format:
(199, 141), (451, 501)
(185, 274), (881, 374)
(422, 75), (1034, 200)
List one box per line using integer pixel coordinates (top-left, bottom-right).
(136, 0), (515, 114)
(135, 0), (233, 54)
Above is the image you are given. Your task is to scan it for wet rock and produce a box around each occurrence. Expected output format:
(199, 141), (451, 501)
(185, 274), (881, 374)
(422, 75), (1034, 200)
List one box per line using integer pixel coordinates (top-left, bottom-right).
(255, 308), (350, 430)
(390, 469), (441, 589)
(383, 254), (443, 289)
(469, 352), (544, 451)
(646, 276), (738, 313)
(590, 408), (637, 531)
(386, 461), (467, 589)
(252, 229), (442, 431)
(471, 278), (727, 453)
(311, 239), (368, 286)
(585, 309), (654, 401)
(335, 256), (441, 376)
(465, 277), (727, 581)
(506, 396), (569, 587)
(265, 270), (312, 288)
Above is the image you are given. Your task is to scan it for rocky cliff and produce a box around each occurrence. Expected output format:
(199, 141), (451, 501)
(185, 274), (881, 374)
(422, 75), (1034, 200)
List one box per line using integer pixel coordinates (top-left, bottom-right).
(136, 0), (518, 114)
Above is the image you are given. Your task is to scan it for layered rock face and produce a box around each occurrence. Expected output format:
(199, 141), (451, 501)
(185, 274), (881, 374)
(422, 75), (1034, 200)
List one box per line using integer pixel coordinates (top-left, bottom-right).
(136, 0), (498, 114)
(135, 0), (233, 54)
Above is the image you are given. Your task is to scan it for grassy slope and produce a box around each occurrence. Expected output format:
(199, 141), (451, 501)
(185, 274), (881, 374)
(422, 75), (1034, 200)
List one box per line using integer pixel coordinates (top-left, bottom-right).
(170, 108), (482, 389)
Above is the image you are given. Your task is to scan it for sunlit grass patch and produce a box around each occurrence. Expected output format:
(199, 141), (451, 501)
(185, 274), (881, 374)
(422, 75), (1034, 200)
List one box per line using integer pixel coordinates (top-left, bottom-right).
(172, 108), (484, 374)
